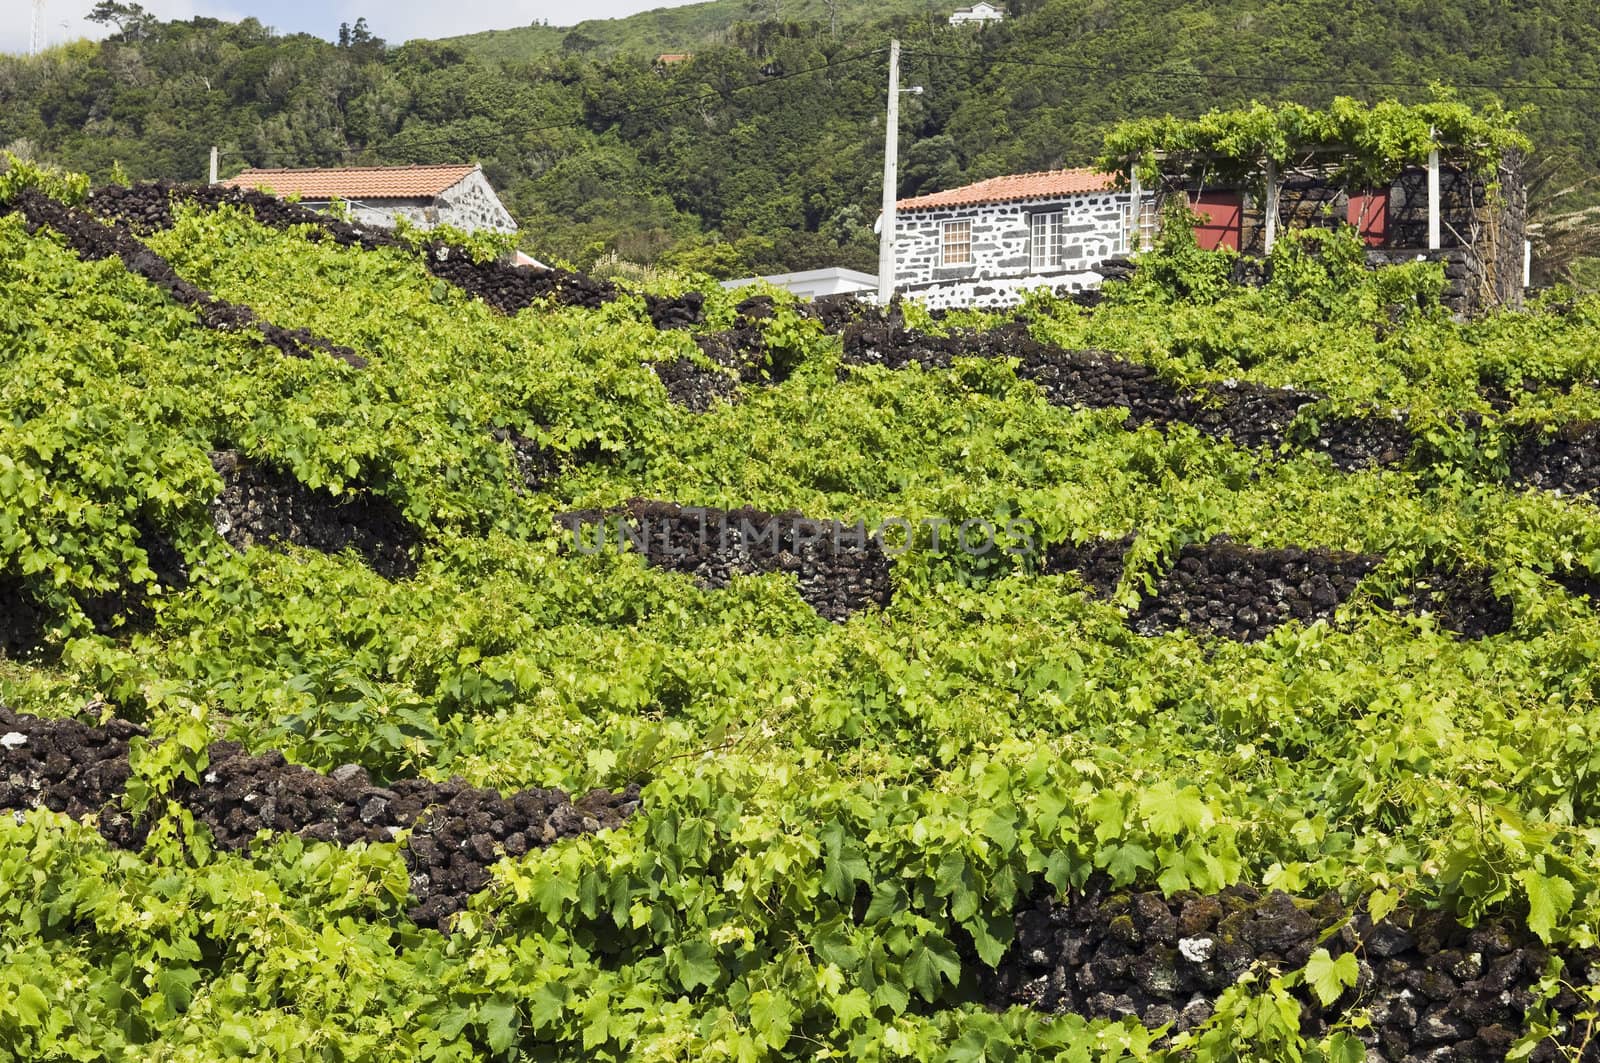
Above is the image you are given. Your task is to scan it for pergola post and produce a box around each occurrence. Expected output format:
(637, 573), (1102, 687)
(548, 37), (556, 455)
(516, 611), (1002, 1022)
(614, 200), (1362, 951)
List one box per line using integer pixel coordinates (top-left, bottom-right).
(1263, 159), (1278, 253)
(1128, 169), (1142, 253)
(1427, 147), (1441, 250)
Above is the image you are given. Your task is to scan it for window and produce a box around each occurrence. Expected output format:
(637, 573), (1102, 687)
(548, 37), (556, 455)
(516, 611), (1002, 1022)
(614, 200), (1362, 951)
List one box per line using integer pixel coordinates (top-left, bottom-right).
(1031, 211), (1065, 270)
(1129, 196), (1159, 252)
(941, 220), (972, 266)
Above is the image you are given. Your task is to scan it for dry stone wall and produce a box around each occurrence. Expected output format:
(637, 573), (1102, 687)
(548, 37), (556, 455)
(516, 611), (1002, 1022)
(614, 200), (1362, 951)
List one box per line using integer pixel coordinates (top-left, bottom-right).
(991, 878), (1600, 1061)
(559, 501), (893, 622)
(0, 707), (639, 930)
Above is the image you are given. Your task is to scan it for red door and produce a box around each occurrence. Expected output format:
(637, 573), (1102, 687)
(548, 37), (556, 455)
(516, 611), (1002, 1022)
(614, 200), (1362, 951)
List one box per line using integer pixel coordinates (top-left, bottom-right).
(1347, 191), (1389, 246)
(1190, 191), (1243, 251)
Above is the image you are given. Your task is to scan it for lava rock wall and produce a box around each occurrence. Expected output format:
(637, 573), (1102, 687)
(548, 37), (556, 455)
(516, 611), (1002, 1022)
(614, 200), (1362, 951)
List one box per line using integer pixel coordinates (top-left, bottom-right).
(0, 577), (47, 659)
(209, 451), (419, 580)
(1047, 536), (1515, 642)
(991, 879), (1597, 1061)
(5, 189), (364, 367)
(561, 501), (893, 622)
(1129, 541), (1380, 643)
(840, 321), (1412, 472)
(89, 181), (617, 313)
(1511, 423), (1600, 498)
(0, 707), (640, 930)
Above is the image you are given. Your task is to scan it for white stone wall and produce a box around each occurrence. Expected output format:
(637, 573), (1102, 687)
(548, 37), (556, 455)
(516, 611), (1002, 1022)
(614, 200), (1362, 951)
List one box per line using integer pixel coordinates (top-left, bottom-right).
(898, 274), (1100, 311)
(893, 192), (1143, 308)
(434, 170), (519, 234)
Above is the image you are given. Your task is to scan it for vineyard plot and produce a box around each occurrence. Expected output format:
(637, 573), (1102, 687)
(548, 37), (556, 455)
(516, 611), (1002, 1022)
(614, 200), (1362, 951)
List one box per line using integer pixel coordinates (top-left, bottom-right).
(5, 172), (1600, 1061)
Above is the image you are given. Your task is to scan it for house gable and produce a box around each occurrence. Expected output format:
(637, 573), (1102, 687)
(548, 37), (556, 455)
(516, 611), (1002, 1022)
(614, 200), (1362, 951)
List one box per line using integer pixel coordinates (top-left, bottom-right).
(221, 164), (517, 235)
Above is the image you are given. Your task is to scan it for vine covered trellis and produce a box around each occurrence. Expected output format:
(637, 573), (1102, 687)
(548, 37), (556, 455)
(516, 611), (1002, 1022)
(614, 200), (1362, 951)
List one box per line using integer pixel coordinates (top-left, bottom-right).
(1095, 94), (1532, 310)
(1096, 94), (1530, 193)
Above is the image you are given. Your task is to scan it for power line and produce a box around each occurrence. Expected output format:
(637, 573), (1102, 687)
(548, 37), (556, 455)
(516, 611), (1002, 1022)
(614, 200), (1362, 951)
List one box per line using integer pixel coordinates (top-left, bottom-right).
(906, 48), (1600, 95)
(224, 47), (886, 164)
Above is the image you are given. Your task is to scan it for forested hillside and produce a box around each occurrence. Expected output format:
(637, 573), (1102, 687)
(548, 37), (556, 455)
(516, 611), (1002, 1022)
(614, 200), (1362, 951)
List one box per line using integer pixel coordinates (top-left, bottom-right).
(442, 0), (942, 64)
(3, 0), (1600, 275)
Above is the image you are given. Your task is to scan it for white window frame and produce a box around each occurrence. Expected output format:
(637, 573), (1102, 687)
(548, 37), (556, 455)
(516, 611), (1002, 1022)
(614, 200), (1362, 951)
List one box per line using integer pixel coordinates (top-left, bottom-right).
(941, 219), (973, 266)
(1030, 211), (1065, 271)
(1132, 196), (1158, 252)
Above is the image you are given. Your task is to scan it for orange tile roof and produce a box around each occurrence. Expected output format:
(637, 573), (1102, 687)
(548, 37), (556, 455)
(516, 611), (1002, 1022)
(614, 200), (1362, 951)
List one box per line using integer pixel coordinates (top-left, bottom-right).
(897, 167), (1118, 211)
(221, 164), (480, 201)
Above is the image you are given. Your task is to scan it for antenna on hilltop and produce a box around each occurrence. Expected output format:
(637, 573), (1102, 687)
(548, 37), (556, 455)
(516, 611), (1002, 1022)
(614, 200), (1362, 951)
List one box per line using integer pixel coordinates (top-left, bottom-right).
(30, 0), (47, 56)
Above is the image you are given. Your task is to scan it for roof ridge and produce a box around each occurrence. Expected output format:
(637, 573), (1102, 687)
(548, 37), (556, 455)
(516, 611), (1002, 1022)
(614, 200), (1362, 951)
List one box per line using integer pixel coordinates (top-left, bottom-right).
(895, 166), (1118, 210)
(231, 163), (478, 173)
(221, 163), (484, 200)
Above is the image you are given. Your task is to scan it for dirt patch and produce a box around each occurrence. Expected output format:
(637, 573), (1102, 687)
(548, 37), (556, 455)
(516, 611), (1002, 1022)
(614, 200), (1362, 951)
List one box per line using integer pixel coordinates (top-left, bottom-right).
(560, 500), (893, 622)
(7, 189), (364, 367)
(209, 450), (419, 580)
(992, 879), (1598, 1061)
(0, 706), (640, 931)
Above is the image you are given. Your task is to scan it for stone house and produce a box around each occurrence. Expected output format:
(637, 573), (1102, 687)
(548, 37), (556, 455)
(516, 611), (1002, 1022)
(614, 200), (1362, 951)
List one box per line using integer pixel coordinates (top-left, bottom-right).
(220, 164), (518, 235)
(890, 168), (1157, 309)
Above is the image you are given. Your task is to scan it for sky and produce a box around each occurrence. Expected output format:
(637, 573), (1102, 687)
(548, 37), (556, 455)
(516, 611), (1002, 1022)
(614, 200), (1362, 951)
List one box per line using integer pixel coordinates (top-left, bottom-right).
(0, 0), (700, 56)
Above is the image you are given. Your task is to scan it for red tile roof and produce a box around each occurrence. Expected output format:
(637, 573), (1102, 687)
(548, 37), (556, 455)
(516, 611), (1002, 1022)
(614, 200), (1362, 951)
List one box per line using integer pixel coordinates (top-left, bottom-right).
(221, 164), (480, 201)
(897, 167), (1118, 211)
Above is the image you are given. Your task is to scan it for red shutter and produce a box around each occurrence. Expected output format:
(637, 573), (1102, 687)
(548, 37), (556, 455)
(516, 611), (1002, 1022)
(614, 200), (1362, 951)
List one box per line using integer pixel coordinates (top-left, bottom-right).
(1190, 191), (1243, 251)
(1346, 191), (1389, 246)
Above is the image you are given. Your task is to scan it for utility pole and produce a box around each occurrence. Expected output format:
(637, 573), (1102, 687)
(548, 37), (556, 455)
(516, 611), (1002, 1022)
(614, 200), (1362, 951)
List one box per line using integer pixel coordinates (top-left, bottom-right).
(877, 39), (900, 306)
(209, 146), (219, 185)
(30, 0), (46, 57)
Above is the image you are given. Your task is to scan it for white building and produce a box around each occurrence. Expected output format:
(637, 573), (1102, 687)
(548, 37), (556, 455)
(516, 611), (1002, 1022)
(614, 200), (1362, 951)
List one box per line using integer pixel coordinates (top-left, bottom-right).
(221, 164), (518, 235)
(948, 2), (1005, 25)
(889, 167), (1157, 309)
(721, 267), (878, 300)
